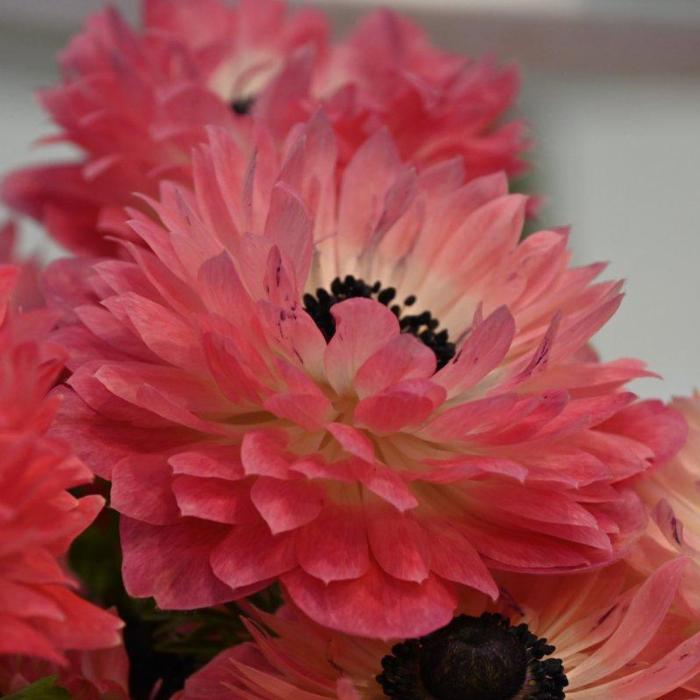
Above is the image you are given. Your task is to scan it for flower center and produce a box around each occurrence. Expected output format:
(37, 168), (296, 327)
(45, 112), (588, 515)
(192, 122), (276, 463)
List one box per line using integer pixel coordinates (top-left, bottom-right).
(230, 96), (255, 115)
(303, 275), (456, 369)
(376, 613), (568, 700)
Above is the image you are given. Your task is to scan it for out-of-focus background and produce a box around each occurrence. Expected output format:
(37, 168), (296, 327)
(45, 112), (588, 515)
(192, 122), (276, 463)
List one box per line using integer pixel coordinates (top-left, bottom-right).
(1, 0), (699, 398)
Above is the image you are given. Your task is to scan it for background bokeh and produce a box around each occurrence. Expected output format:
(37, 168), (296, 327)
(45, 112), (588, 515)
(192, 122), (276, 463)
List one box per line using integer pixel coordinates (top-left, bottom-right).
(1, 0), (699, 398)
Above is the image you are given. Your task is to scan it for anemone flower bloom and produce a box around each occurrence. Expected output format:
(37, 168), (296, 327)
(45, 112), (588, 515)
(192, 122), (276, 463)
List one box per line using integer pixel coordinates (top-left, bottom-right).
(2, 0), (325, 256)
(48, 115), (684, 639)
(0, 266), (123, 664)
(174, 559), (700, 700)
(627, 393), (700, 617)
(2, 0), (524, 256)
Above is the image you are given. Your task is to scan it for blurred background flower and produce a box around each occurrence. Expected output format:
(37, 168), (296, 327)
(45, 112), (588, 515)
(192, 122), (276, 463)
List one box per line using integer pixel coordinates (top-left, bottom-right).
(1, 0), (698, 397)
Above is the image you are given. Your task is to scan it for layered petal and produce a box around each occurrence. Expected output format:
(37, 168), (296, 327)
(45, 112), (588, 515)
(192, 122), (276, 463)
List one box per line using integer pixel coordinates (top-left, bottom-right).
(0, 272), (123, 667)
(45, 116), (679, 640)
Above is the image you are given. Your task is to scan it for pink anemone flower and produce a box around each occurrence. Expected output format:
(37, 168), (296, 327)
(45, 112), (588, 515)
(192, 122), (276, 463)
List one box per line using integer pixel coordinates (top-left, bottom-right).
(2, 0), (525, 256)
(174, 559), (700, 700)
(48, 115), (684, 639)
(2, 0), (326, 256)
(628, 393), (700, 618)
(0, 265), (123, 666)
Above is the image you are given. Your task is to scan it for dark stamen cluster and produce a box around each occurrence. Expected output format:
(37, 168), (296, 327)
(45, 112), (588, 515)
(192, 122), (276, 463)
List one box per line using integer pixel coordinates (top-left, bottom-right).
(377, 613), (568, 700)
(303, 275), (456, 369)
(230, 96), (255, 115)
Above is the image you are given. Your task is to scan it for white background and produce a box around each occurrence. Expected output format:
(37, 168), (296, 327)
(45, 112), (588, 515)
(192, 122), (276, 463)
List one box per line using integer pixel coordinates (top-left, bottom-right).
(1, 0), (699, 399)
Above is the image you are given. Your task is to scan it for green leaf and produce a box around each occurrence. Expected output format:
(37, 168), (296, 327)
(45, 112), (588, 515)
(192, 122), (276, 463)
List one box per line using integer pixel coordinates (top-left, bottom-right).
(3, 676), (72, 699)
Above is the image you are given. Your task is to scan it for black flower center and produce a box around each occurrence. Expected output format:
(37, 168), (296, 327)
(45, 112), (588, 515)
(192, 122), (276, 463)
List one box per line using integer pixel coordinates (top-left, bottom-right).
(303, 275), (456, 370)
(377, 613), (568, 700)
(230, 96), (255, 115)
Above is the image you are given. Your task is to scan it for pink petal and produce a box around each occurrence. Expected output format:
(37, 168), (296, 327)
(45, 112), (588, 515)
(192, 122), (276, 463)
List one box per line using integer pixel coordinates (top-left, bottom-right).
(197, 251), (255, 323)
(49, 386), (189, 480)
(367, 507), (431, 583)
(423, 520), (498, 598)
(432, 194), (526, 287)
(352, 459), (419, 512)
(39, 585), (123, 651)
(324, 298), (398, 395)
(568, 557), (687, 687)
(250, 477), (325, 534)
(241, 430), (293, 478)
(168, 446), (244, 480)
(411, 172), (509, 264)
(471, 526), (594, 571)
(283, 563), (457, 639)
(434, 306), (515, 397)
(121, 517), (237, 609)
(172, 475), (258, 524)
(0, 615), (64, 664)
(210, 524), (297, 590)
(327, 422), (376, 463)
(264, 182), (313, 287)
(586, 630), (700, 700)
(263, 392), (334, 431)
(420, 393), (518, 441)
(354, 333), (436, 398)
(336, 128), (403, 260)
(599, 400), (688, 469)
(102, 292), (203, 369)
(111, 455), (180, 525)
(295, 505), (370, 583)
(478, 484), (599, 528)
(419, 456), (528, 484)
(0, 580), (65, 621)
(474, 390), (569, 445)
(354, 380), (445, 434)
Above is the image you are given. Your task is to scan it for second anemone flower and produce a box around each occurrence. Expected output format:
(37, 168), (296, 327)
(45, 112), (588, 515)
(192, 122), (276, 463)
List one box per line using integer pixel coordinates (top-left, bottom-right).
(175, 559), (700, 699)
(49, 113), (685, 638)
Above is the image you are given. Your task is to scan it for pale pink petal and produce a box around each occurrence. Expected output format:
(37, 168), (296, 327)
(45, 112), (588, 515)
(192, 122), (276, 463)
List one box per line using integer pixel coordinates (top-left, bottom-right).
(354, 380), (445, 434)
(568, 558), (687, 687)
(324, 298), (398, 395)
(423, 520), (498, 598)
(241, 430), (294, 478)
(434, 306), (515, 397)
(354, 331), (436, 398)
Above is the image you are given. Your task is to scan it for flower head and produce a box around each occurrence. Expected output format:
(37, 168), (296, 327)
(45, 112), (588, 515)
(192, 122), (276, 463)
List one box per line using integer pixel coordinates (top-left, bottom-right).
(2, 0), (524, 255)
(0, 266), (122, 665)
(174, 559), (700, 700)
(49, 116), (684, 638)
(2, 0), (325, 255)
